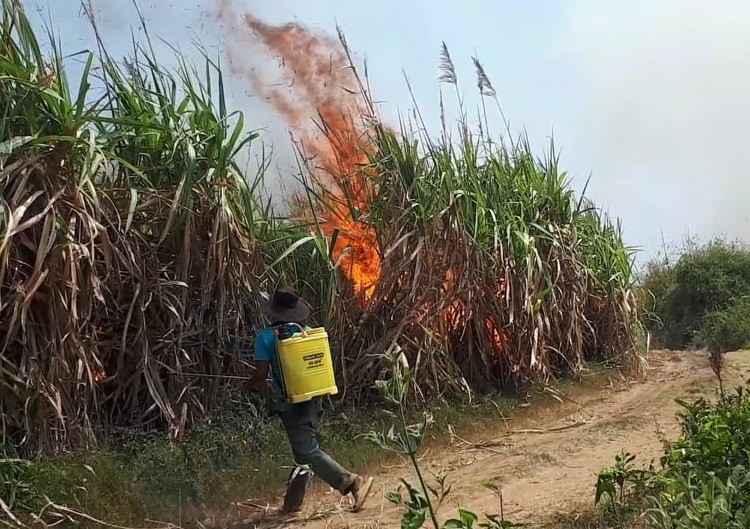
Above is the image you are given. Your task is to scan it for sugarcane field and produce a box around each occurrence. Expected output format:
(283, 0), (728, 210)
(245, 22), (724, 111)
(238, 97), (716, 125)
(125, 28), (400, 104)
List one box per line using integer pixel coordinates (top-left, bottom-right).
(2, 1), (750, 528)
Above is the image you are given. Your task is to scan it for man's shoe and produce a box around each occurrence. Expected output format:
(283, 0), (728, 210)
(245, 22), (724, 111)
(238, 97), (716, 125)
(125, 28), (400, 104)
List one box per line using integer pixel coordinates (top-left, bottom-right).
(282, 466), (310, 513)
(349, 475), (374, 512)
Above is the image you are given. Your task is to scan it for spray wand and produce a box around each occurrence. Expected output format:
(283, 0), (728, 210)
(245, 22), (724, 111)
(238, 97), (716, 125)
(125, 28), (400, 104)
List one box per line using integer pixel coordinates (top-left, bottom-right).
(177, 370), (276, 416)
(176, 373), (253, 381)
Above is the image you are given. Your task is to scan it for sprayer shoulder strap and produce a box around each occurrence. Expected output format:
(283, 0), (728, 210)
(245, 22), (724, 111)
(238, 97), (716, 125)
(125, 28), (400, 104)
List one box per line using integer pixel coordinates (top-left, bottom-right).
(271, 322), (304, 337)
(271, 323), (288, 336)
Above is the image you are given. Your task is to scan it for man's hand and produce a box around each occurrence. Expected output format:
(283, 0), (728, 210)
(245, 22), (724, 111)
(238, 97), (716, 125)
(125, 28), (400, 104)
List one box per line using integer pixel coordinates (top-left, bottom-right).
(245, 361), (270, 394)
(245, 378), (268, 394)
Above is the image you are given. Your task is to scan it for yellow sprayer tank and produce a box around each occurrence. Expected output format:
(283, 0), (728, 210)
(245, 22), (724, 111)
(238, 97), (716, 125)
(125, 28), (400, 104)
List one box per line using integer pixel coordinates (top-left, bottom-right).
(276, 326), (338, 403)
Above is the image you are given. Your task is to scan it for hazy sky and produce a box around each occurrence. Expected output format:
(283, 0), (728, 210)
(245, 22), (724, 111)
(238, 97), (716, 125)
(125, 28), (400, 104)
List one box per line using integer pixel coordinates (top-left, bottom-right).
(27, 0), (750, 266)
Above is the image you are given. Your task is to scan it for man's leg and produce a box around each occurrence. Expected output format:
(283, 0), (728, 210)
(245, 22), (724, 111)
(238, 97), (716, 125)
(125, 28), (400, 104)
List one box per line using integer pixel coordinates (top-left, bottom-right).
(282, 463), (312, 512)
(279, 399), (355, 494)
(279, 399), (374, 512)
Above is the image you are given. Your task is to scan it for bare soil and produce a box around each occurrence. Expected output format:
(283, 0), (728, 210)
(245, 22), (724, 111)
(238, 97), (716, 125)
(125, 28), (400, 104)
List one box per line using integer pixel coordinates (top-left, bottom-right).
(235, 350), (750, 529)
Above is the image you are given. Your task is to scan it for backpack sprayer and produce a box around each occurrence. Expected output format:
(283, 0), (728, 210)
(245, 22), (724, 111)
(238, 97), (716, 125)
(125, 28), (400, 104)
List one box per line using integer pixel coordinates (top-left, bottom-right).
(179, 323), (338, 404)
(274, 323), (338, 403)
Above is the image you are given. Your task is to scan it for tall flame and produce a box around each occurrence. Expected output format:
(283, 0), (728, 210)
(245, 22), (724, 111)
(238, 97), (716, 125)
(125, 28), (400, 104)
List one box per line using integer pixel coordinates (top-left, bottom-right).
(217, 5), (508, 355)
(217, 2), (381, 300)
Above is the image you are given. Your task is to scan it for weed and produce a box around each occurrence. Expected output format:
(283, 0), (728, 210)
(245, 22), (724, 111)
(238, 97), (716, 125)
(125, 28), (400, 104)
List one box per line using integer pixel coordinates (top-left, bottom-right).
(594, 451), (656, 524)
(364, 349), (526, 529)
(594, 381), (750, 529)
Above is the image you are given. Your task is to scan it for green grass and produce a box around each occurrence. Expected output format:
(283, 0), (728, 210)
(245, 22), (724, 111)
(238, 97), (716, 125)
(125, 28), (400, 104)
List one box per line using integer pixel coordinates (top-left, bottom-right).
(1, 392), (522, 527)
(0, 362), (625, 527)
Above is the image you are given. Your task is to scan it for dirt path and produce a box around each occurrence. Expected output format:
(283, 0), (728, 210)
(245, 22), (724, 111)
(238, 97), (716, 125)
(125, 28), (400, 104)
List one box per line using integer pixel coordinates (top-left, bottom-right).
(242, 350), (750, 529)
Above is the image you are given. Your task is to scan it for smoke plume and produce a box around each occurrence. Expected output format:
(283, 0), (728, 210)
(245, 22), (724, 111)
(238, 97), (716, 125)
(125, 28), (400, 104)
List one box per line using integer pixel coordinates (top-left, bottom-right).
(561, 0), (750, 258)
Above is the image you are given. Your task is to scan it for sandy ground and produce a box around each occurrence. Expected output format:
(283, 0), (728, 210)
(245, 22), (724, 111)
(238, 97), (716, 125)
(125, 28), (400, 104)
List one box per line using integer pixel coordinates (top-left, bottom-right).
(234, 350), (750, 529)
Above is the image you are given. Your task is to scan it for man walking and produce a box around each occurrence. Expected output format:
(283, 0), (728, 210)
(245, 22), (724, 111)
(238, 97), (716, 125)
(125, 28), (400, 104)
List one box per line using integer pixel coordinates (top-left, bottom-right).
(246, 287), (373, 513)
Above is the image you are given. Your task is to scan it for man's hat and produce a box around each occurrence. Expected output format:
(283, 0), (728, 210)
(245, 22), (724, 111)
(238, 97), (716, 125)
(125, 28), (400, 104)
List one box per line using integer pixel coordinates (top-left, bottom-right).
(260, 287), (310, 322)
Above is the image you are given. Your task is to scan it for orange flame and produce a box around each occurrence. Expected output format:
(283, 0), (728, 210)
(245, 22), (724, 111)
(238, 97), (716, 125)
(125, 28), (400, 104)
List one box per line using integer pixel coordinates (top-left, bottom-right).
(443, 270), (508, 353)
(217, 3), (381, 300)
(218, 6), (508, 354)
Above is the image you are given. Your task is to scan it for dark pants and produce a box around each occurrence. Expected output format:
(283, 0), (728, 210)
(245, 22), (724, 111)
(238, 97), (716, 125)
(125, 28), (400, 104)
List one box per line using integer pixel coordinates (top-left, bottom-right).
(278, 398), (354, 510)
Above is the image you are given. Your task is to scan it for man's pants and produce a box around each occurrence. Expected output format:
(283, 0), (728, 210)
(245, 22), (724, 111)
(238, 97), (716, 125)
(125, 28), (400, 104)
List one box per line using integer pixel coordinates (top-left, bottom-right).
(278, 398), (354, 510)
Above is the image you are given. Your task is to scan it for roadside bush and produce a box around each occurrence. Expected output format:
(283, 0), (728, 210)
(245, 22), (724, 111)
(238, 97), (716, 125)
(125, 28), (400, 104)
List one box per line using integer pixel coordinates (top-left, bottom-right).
(699, 296), (750, 355)
(649, 386), (750, 528)
(639, 239), (750, 350)
(595, 382), (750, 528)
(663, 388), (750, 485)
(636, 257), (675, 334)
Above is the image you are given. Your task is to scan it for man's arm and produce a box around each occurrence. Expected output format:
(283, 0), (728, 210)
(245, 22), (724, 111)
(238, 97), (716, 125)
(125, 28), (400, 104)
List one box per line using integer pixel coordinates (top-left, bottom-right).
(246, 331), (272, 394)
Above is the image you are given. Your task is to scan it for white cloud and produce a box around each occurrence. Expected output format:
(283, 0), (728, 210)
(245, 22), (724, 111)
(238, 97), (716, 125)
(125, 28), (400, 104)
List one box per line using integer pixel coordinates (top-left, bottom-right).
(559, 1), (750, 259)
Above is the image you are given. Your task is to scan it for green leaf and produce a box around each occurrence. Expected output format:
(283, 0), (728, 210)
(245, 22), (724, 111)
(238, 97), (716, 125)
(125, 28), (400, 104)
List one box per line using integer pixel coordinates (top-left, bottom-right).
(0, 135), (35, 166)
(459, 508), (478, 528)
(269, 235), (316, 268)
(402, 509), (427, 529)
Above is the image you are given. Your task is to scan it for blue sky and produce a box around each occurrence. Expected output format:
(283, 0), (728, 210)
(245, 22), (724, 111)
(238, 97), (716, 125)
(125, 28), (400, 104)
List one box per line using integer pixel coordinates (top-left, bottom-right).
(27, 0), (750, 266)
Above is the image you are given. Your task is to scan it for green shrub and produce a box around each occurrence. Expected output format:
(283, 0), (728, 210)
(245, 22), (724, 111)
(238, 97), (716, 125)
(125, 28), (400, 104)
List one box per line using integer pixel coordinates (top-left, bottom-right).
(636, 257), (675, 334)
(664, 388), (750, 482)
(649, 466), (750, 529)
(648, 386), (750, 528)
(699, 296), (750, 354)
(639, 239), (750, 349)
(596, 383), (750, 528)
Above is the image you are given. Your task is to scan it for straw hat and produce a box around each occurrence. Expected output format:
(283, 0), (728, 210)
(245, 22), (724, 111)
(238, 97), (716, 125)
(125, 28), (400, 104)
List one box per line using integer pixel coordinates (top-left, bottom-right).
(260, 287), (310, 323)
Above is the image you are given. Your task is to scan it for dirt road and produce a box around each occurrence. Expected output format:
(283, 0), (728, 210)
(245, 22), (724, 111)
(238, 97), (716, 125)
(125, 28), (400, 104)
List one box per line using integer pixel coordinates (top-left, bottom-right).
(243, 350), (750, 528)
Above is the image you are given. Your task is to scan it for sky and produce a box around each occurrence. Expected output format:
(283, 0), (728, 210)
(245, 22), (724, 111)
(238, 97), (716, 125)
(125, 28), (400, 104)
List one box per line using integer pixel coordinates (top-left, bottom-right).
(26, 0), (750, 267)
